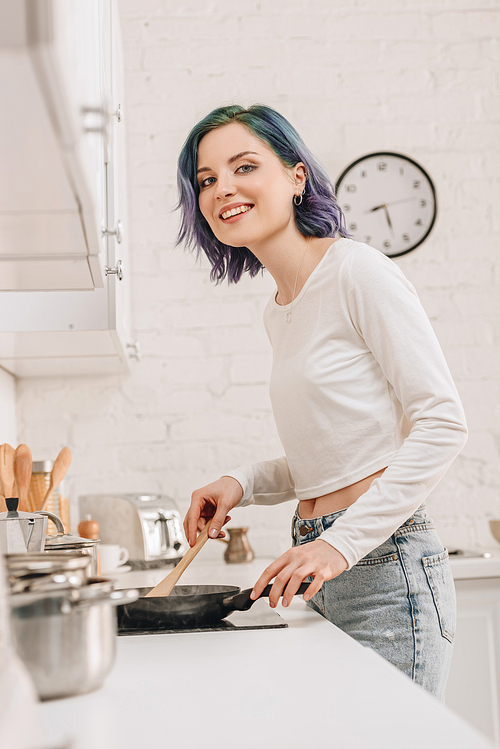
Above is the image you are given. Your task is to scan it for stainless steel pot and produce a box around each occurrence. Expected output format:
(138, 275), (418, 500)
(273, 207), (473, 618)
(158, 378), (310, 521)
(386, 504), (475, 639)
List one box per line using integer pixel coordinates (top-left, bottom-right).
(10, 579), (138, 701)
(42, 511), (100, 576)
(6, 551), (92, 594)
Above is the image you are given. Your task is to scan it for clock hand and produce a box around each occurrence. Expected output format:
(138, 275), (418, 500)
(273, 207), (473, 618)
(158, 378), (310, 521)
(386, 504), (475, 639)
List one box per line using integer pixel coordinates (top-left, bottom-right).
(364, 197), (419, 214)
(385, 197), (419, 208)
(383, 204), (395, 237)
(365, 203), (386, 213)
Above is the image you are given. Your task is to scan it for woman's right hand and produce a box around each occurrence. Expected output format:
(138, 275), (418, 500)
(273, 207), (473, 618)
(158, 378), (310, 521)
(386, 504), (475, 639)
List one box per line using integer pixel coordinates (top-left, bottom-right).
(183, 476), (244, 547)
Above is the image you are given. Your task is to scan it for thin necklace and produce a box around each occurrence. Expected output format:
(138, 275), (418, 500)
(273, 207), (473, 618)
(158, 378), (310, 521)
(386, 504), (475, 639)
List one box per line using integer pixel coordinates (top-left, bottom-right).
(278, 236), (312, 324)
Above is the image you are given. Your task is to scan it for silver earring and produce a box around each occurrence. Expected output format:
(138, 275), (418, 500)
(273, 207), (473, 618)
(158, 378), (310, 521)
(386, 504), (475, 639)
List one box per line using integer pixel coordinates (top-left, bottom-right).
(293, 190), (305, 206)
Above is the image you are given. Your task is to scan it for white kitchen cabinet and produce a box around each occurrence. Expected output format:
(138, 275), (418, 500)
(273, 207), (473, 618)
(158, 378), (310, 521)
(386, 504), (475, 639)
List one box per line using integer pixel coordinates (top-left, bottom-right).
(103, 0), (132, 364)
(0, 0), (108, 289)
(0, 0), (134, 375)
(446, 576), (500, 747)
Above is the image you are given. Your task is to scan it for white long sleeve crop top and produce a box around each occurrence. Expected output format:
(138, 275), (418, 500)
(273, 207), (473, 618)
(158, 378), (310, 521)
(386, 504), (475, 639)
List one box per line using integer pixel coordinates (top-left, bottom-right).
(225, 238), (468, 569)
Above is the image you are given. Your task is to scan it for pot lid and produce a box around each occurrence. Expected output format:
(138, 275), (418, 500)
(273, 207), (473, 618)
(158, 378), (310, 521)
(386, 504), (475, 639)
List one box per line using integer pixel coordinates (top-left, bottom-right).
(7, 551), (92, 575)
(45, 532), (100, 549)
(10, 576), (118, 608)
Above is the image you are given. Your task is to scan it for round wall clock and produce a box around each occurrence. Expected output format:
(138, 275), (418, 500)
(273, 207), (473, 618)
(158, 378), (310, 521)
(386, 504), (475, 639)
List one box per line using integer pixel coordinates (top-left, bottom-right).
(335, 152), (437, 258)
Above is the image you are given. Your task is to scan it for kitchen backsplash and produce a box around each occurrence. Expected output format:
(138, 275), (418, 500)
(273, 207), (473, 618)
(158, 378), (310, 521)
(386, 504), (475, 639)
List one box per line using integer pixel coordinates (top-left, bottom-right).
(15, 0), (500, 558)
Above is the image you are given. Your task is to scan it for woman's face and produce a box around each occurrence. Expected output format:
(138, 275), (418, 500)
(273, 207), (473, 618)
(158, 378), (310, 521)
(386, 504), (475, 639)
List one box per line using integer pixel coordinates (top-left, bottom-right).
(196, 122), (306, 248)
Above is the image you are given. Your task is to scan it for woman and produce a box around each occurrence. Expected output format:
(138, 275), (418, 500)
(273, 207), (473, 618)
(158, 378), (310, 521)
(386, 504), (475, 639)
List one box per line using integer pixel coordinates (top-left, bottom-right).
(176, 104), (467, 699)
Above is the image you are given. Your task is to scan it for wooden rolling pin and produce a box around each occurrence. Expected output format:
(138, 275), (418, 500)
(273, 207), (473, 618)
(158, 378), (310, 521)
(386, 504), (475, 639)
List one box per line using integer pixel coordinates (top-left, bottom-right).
(145, 523), (210, 598)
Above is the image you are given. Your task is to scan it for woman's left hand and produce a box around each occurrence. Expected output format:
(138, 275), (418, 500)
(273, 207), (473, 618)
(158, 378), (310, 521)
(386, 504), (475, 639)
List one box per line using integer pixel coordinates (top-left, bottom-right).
(250, 540), (349, 608)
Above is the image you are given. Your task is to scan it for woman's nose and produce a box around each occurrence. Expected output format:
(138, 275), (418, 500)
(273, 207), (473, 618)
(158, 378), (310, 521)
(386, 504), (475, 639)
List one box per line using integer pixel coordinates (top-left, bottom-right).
(215, 178), (236, 200)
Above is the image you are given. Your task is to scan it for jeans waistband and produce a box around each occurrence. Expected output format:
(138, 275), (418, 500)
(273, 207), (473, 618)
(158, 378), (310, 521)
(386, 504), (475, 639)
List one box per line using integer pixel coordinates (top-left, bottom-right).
(292, 503), (428, 542)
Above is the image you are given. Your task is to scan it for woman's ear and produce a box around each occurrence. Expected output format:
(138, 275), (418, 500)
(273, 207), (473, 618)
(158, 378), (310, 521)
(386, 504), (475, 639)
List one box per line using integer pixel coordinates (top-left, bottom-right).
(293, 162), (308, 189)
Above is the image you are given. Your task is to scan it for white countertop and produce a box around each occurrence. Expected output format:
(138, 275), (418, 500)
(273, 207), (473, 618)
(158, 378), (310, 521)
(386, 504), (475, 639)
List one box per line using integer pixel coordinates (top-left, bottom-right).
(449, 550), (500, 580)
(108, 548), (500, 586)
(36, 556), (494, 749)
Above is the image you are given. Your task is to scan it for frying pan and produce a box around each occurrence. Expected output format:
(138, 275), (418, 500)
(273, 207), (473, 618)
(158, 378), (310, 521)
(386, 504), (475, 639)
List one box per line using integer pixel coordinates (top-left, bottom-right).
(117, 582), (309, 631)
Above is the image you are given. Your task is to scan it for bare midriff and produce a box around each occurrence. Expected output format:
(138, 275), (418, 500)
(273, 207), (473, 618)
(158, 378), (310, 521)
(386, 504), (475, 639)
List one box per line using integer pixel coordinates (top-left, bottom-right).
(298, 466), (388, 520)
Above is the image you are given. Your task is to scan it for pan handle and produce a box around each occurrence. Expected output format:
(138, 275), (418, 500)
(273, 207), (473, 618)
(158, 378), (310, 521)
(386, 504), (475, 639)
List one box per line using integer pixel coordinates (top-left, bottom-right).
(228, 582), (310, 612)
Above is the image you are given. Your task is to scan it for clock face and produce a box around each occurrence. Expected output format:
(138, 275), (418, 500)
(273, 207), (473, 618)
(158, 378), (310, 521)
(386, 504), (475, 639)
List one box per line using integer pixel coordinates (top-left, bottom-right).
(335, 152), (437, 257)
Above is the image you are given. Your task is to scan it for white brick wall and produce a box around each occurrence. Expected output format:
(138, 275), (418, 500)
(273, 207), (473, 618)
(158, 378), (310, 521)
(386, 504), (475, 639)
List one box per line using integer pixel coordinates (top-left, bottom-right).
(0, 368), (17, 448)
(16, 0), (500, 559)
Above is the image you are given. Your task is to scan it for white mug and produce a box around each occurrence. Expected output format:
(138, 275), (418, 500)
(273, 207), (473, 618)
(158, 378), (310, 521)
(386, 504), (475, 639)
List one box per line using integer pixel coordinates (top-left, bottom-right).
(99, 544), (129, 573)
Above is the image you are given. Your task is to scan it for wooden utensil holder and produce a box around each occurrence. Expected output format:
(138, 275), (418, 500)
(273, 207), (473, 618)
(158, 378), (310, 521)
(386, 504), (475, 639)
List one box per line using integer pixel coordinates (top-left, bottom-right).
(28, 469), (69, 534)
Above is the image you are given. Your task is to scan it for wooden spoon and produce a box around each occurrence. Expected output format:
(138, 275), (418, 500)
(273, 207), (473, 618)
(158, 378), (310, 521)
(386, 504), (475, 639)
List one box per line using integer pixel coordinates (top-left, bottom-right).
(40, 447), (72, 511)
(13, 444), (32, 512)
(145, 523), (211, 598)
(0, 444), (15, 499)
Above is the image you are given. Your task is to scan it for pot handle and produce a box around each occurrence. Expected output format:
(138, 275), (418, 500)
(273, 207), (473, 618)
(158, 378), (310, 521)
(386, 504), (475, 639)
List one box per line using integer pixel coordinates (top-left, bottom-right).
(109, 588), (140, 607)
(11, 587), (140, 612)
(35, 510), (65, 534)
(229, 582), (310, 612)
(72, 587), (140, 611)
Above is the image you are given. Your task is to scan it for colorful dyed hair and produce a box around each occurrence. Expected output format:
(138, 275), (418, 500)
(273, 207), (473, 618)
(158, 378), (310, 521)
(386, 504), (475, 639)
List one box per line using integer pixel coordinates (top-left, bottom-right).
(176, 104), (350, 284)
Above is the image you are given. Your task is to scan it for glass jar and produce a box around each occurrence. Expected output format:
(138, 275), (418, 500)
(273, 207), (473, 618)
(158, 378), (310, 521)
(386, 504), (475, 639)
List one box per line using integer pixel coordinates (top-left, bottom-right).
(28, 460), (70, 535)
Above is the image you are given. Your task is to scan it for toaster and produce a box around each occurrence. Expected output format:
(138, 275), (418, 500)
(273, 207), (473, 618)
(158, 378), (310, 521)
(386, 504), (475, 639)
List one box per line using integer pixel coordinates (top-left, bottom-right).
(78, 494), (186, 568)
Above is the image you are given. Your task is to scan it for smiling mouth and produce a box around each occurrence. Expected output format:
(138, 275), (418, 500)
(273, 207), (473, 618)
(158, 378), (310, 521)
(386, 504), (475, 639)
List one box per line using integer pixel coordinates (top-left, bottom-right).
(220, 205), (253, 220)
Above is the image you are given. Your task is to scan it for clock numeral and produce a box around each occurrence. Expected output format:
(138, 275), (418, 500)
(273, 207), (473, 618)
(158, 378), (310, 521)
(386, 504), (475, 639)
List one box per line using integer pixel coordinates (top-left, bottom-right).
(413, 180), (421, 189)
(420, 199), (427, 208)
(402, 234), (410, 242)
(364, 236), (372, 243)
(346, 184), (357, 193)
(349, 223), (357, 231)
(415, 218), (422, 226)
(378, 162), (388, 171)
(399, 167), (404, 175)
(383, 240), (391, 249)
(361, 170), (367, 178)
(343, 204), (351, 212)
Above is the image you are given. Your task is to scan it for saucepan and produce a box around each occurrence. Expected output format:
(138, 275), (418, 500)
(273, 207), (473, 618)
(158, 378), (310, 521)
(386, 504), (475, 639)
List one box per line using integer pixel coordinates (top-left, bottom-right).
(117, 582), (309, 631)
(11, 578), (139, 700)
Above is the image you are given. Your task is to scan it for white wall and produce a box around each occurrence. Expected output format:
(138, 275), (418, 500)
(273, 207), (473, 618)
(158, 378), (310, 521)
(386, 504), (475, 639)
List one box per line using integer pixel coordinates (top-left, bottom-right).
(16, 0), (500, 557)
(0, 366), (17, 448)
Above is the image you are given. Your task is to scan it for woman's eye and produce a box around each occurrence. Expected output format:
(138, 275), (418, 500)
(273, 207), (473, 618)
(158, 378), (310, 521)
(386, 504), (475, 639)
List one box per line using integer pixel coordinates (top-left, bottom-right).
(236, 164), (256, 174)
(199, 176), (216, 188)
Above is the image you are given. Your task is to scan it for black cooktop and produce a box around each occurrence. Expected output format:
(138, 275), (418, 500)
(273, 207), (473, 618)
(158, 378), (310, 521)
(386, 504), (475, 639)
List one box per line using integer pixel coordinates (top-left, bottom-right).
(118, 603), (287, 636)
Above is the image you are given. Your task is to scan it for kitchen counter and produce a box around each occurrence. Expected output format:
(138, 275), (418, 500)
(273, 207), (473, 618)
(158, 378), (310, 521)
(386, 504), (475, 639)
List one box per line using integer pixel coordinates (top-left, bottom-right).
(108, 549), (500, 586)
(449, 549), (500, 580)
(36, 556), (494, 749)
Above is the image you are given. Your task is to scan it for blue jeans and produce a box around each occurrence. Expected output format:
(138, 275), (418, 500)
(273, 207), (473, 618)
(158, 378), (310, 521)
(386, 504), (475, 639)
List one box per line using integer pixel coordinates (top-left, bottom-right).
(292, 505), (456, 700)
